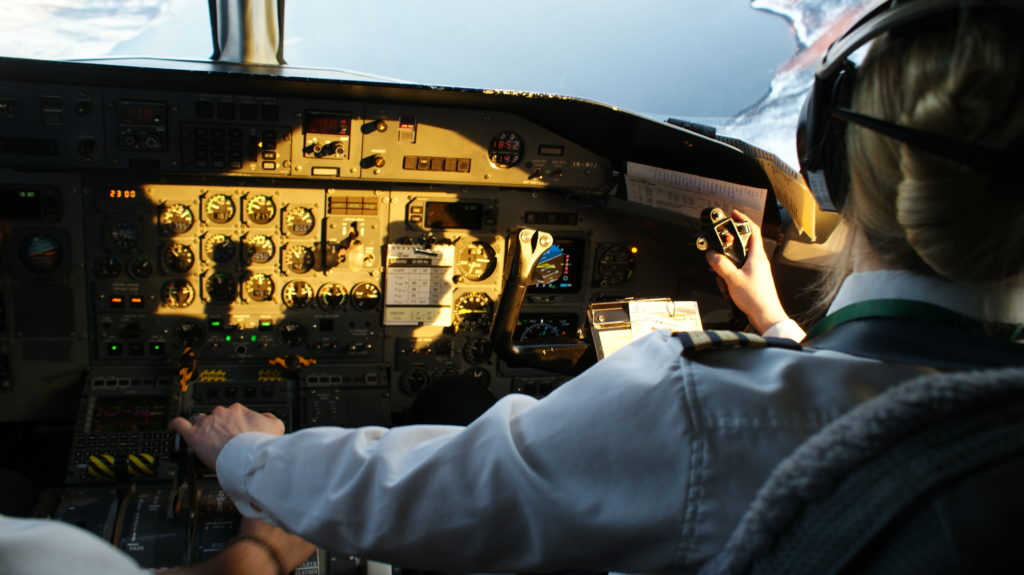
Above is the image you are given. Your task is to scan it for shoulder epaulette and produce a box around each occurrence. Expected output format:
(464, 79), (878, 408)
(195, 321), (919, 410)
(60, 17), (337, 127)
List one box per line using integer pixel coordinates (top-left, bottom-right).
(673, 330), (803, 356)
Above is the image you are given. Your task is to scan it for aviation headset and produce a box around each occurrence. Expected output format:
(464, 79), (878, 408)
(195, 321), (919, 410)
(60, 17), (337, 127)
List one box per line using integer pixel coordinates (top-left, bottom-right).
(796, 0), (1024, 211)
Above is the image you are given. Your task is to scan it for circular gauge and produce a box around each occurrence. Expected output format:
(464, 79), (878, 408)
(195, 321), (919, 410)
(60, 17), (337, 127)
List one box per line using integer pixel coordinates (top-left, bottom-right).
(453, 292), (494, 333)
(242, 235), (275, 264)
(161, 279), (195, 308)
(488, 131), (524, 168)
(162, 242), (195, 273)
(204, 272), (236, 303)
(283, 280), (315, 309)
(399, 367), (431, 396)
(283, 206), (315, 236)
(521, 321), (562, 340)
(284, 244), (314, 274)
(317, 283), (348, 310)
(127, 256), (154, 279)
(18, 233), (62, 274)
(173, 319), (205, 348)
(245, 194), (276, 225)
(159, 203), (194, 235)
(276, 320), (307, 347)
(93, 256), (122, 279)
(204, 234), (236, 264)
(106, 219), (140, 251)
(596, 244), (636, 287)
(463, 338), (493, 364)
(349, 282), (381, 311)
(455, 241), (497, 281)
(204, 193), (235, 224)
(463, 366), (491, 388)
(242, 273), (274, 302)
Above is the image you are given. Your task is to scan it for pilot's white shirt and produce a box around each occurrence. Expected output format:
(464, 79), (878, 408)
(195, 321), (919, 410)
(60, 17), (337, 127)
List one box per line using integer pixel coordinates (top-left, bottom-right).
(217, 270), (1019, 573)
(0, 515), (149, 574)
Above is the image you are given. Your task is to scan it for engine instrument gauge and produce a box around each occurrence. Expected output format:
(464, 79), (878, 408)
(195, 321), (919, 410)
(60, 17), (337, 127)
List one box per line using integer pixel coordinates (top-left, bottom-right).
(488, 131), (523, 169)
(283, 280), (315, 309)
(455, 241), (497, 281)
(521, 321), (562, 340)
(161, 279), (195, 308)
(317, 283), (348, 310)
(245, 194), (276, 225)
(204, 193), (235, 224)
(596, 244), (636, 286)
(18, 233), (62, 273)
(161, 242), (195, 273)
(106, 219), (140, 251)
(93, 256), (122, 279)
(463, 338), (493, 364)
(463, 366), (491, 388)
(349, 282), (380, 311)
(399, 367), (430, 396)
(283, 206), (315, 236)
(204, 272), (236, 303)
(284, 244), (314, 274)
(159, 203), (194, 235)
(452, 292), (493, 333)
(127, 256), (154, 279)
(204, 234), (236, 263)
(242, 235), (275, 264)
(241, 273), (274, 302)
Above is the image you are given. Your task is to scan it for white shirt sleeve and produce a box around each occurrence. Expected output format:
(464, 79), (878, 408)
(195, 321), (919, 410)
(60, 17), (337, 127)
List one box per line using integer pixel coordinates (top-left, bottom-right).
(216, 330), (695, 573)
(762, 317), (806, 342)
(0, 516), (150, 575)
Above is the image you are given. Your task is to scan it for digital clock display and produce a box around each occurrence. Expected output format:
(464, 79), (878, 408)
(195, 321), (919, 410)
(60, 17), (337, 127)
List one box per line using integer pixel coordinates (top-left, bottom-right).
(116, 101), (166, 126)
(108, 188), (139, 199)
(304, 112), (351, 136)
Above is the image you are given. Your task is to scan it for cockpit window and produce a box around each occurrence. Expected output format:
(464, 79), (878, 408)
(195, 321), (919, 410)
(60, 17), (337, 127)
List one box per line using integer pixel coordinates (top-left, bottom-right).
(0, 0), (873, 168)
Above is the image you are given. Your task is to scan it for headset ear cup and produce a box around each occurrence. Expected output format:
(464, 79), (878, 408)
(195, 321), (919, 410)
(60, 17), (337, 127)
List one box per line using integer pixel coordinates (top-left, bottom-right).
(799, 61), (858, 212)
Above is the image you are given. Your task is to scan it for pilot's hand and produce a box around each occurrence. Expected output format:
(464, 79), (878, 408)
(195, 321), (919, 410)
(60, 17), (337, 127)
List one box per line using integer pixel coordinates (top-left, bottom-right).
(705, 209), (790, 334)
(236, 516), (318, 573)
(169, 403), (284, 471)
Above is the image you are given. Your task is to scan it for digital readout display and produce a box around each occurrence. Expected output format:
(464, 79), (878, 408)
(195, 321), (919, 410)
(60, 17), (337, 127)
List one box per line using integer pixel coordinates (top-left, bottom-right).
(425, 202), (484, 229)
(89, 397), (168, 433)
(304, 112), (351, 136)
(528, 237), (584, 294)
(0, 187), (43, 219)
(116, 101), (166, 126)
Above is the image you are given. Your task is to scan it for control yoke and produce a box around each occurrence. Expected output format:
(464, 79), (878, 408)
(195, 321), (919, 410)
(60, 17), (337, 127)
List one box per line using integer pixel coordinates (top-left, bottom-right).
(490, 228), (592, 374)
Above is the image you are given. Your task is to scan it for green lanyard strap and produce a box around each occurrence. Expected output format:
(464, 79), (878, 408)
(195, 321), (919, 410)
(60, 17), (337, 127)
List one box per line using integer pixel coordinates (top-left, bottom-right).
(806, 299), (1005, 340)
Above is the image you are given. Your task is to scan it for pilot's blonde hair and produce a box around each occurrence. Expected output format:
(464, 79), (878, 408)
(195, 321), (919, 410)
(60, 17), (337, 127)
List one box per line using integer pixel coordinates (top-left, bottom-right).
(845, 9), (1024, 284)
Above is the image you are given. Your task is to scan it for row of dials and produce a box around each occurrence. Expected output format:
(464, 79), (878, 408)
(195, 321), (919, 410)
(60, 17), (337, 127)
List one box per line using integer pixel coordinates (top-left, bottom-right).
(156, 195), (316, 236)
(158, 277), (381, 310)
(93, 239), (316, 279)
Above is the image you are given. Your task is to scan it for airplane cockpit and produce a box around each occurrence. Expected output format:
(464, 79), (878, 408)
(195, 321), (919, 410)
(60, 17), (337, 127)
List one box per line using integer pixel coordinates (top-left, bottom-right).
(0, 1), (861, 571)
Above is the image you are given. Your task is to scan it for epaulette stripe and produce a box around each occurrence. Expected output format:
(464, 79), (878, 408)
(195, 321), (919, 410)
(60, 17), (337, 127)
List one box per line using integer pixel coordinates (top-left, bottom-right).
(674, 330), (802, 355)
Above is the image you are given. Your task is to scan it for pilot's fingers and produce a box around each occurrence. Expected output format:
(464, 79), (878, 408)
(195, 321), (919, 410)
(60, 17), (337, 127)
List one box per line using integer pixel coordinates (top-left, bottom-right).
(168, 416), (194, 436)
(706, 250), (739, 281)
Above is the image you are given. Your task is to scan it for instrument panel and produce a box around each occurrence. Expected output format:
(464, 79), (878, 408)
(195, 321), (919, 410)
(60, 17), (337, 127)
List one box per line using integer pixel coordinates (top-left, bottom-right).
(0, 54), (774, 571)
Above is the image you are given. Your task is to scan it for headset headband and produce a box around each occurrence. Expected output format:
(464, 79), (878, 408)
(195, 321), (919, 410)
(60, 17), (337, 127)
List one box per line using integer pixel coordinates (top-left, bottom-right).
(799, 0), (1024, 211)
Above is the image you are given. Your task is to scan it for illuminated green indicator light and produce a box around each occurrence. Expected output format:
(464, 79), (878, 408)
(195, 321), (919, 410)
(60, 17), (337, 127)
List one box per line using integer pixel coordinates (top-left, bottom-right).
(211, 320), (222, 327)
(224, 334), (233, 342)
(260, 321), (272, 328)
(110, 344), (119, 351)
(250, 335), (258, 342)
(153, 344), (161, 350)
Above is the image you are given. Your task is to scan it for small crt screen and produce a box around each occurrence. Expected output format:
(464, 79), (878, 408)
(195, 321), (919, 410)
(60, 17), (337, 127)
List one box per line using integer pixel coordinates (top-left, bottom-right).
(304, 112), (351, 136)
(0, 187), (43, 219)
(425, 202), (484, 229)
(514, 313), (579, 342)
(528, 237), (584, 294)
(89, 397), (168, 433)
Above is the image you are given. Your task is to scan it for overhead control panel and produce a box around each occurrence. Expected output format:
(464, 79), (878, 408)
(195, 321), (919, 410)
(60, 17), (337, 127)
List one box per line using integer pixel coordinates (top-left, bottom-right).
(0, 82), (612, 191)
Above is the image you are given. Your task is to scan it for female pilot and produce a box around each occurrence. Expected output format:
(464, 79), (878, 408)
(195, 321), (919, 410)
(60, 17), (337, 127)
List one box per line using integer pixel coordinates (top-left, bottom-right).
(172, 2), (1024, 572)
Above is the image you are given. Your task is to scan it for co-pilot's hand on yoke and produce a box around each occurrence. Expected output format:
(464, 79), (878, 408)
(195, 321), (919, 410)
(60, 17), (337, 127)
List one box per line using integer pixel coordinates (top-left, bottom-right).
(169, 403), (285, 471)
(705, 210), (791, 335)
